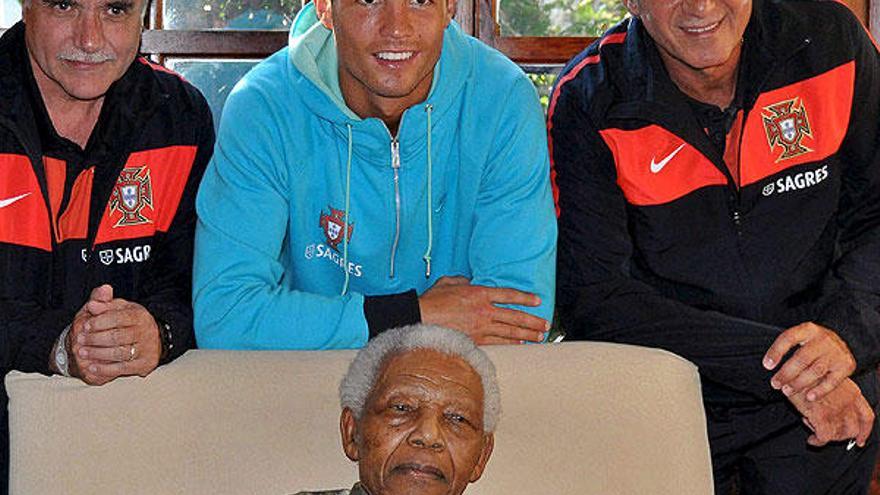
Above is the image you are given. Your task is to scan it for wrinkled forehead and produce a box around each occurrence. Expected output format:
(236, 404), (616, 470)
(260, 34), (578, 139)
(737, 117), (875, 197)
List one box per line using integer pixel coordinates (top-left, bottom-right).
(372, 349), (484, 404)
(23, 0), (150, 13)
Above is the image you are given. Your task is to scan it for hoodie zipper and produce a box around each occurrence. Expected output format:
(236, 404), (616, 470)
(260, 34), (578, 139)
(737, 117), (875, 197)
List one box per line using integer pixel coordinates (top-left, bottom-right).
(389, 138), (402, 278)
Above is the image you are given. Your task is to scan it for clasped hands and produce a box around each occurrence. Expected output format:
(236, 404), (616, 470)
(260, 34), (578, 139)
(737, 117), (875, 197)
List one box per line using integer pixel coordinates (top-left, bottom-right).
(64, 284), (162, 385)
(763, 322), (873, 447)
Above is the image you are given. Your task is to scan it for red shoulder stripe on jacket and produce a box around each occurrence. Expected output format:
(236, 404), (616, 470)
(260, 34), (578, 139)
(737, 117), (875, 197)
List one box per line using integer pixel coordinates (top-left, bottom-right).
(93, 145), (198, 246)
(0, 154), (51, 251)
(44, 158), (95, 243)
(56, 167), (94, 242)
(137, 57), (187, 82)
(547, 32), (627, 217)
(43, 157), (65, 236)
(600, 125), (728, 206)
(739, 61), (854, 187)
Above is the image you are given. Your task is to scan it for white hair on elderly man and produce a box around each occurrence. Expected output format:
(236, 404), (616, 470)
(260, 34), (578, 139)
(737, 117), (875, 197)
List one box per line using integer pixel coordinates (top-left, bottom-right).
(339, 324), (502, 433)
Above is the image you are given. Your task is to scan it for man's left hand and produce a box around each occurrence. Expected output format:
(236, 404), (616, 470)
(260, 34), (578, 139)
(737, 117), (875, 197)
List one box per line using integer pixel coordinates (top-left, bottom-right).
(72, 298), (162, 381)
(763, 322), (856, 402)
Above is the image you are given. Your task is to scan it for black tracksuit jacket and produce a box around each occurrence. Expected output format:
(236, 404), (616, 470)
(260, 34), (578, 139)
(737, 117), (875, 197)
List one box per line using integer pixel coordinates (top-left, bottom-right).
(0, 22), (213, 489)
(550, 0), (880, 408)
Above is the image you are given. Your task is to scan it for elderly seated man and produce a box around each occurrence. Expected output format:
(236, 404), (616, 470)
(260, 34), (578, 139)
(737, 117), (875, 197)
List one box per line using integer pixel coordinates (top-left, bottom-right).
(296, 324), (498, 495)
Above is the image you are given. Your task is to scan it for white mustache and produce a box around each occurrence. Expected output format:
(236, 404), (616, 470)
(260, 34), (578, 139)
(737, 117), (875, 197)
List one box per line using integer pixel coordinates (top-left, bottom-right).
(57, 49), (116, 64)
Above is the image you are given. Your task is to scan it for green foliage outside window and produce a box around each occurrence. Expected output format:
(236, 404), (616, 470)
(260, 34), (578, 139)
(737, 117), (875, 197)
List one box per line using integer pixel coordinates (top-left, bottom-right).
(499, 0), (628, 37)
(527, 72), (559, 112)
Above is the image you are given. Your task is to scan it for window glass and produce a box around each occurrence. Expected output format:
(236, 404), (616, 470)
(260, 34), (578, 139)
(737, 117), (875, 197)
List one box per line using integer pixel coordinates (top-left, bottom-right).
(0, 0), (21, 28)
(165, 59), (260, 130)
(524, 65), (561, 113)
(499, 0), (627, 37)
(163, 0), (299, 30)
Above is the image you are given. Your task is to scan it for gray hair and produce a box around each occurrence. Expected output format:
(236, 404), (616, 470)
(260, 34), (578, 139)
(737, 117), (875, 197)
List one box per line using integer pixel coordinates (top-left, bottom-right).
(339, 324), (501, 433)
(22, 0), (151, 14)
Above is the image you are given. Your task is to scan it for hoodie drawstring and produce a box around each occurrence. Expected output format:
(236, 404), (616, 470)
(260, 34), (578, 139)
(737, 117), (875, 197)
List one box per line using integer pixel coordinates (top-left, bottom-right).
(341, 124), (353, 296)
(423, 104), (434, 279)
(342, 105), (434, 293)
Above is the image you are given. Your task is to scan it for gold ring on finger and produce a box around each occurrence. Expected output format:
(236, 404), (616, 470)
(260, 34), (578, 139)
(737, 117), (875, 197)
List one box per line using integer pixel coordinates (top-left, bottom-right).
(128, 344), (137, 362)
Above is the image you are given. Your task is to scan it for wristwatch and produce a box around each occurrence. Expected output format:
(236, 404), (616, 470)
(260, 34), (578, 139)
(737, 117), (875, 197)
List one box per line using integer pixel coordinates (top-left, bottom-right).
(54, 324), (72, 377)
(157, 319), (173, 363)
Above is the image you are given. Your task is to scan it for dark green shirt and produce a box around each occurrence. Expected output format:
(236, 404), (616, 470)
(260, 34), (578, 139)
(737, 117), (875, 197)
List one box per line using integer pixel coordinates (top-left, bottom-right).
(294, 482), (368, 495)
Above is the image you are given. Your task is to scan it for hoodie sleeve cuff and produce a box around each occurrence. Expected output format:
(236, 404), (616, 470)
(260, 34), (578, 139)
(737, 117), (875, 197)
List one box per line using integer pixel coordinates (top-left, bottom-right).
(364, 290), (422, 338)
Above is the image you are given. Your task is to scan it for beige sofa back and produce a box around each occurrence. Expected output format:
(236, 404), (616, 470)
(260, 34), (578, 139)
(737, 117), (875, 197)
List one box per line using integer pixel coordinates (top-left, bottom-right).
(6, 342), (713, 494)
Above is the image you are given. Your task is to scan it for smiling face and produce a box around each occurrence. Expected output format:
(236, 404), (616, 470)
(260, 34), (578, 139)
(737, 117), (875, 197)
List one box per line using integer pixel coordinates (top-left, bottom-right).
(314, 0), (455, 125)
(626, 0), (750, 82)
(341, 349), (494, 495)
(23, 0), (145, 103)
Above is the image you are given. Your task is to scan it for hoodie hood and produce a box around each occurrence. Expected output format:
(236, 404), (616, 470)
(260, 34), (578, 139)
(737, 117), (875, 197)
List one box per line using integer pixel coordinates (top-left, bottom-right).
(288, 4), (359, 121)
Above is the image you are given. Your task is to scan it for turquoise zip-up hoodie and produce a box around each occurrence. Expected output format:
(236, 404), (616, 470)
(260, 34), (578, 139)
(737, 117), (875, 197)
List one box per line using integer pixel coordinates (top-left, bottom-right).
(193, 4), (557, 349)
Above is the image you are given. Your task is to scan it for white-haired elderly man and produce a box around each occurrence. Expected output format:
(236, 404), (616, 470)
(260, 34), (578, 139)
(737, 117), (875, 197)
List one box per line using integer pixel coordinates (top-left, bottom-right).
(296, 324), (499, 495)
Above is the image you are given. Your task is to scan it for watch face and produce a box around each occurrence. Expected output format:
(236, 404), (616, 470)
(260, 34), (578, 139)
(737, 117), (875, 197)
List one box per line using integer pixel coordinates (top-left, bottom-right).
(56, 347), (67, 366)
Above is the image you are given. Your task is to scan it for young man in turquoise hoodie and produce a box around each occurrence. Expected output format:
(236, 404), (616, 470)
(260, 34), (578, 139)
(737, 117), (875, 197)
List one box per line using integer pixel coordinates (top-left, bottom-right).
(193, 0), (556, 349)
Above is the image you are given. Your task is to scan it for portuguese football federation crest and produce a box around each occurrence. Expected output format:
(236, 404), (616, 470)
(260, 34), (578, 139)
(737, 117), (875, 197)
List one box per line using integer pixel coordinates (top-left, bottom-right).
(762, 97), (813, 163)
(319, 206), (353, 251)
(109, 166), (154, 227)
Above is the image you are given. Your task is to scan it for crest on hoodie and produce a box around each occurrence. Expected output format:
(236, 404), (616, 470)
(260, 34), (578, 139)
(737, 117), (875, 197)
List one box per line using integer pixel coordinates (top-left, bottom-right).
(109, 166), (154, 227)
(320, 206), (354, 251)
(762, 97), (813, 162)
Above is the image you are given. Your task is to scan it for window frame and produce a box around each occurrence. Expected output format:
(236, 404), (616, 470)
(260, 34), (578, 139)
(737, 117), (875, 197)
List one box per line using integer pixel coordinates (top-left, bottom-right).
(474, 0), (595, 64)
(872, 0), (880, 39)
(142, 0), (289, 60)
(1, 0), (876, 65)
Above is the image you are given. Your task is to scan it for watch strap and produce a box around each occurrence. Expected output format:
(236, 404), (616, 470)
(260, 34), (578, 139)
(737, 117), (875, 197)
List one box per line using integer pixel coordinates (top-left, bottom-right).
(54, 324), (72, 377)
(157, 319), (173, 364)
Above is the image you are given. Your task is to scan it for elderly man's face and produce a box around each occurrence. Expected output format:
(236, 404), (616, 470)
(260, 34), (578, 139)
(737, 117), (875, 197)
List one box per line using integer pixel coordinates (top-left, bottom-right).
(341, 349), (494, 495)
(626, 0), (751, 75)
(314, 0), (455, 117)
(23, 0), (146, 102)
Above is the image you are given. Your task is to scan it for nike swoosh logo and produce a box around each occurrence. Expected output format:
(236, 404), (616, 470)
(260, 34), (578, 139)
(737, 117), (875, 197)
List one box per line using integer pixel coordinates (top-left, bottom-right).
(0, 193), (32, 209)
(650, 143), (687, 174)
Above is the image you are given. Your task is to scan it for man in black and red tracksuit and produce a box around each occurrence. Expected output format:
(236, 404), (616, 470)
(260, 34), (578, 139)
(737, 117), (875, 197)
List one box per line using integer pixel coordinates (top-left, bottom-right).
(550, 0), (880, 491)
(0, 1), (213, 491)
